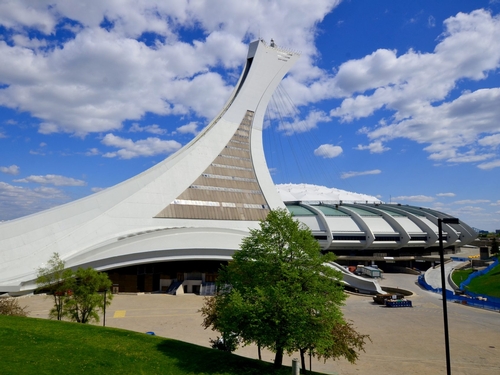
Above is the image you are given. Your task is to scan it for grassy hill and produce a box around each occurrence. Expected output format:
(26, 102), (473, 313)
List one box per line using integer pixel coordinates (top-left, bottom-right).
(0, 315), (322, 375)
(465, 263), (500, 298)
(452, 262), (500, 298)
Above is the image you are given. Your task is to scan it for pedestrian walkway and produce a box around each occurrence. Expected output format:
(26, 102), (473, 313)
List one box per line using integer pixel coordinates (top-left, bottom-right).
(424, 260), (464, 291)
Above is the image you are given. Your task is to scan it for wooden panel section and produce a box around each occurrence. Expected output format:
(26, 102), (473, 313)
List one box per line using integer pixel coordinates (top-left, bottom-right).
(155, 110), (270, 221)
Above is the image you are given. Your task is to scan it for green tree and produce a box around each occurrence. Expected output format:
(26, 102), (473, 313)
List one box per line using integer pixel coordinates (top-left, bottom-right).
(36, 252), (73, 320)
(201, 209), (368, 369)
(491, 237), (499, 256)
(63, 267), (113, 324)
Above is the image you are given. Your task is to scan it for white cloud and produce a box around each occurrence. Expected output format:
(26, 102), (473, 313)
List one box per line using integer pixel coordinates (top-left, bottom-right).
(436, 192), (456, 197)
(278, 110), (330, 135)
(0, 164), (20, 175)
(454, 199), (490, 204)
(341, 169), (381, 179)
(91, 187), (105, 193)
(478, 159), (500, 170)
(491, 200), (500, 206)
(445, 150), (496, 163)
(14, 174), (86, 186)
(0, 1), (56, 34)
(85, 148), (99, 156)
(176, 122), (199, 136)
(11, 34), (47, 49)
(314, 144), (343, 158)
(393, 195), (435, 203)
(0, 181), (69, 220)
(328, 10), (500, 166)
(478, 133), (500, 147)
(454, 205), (485, 214)
(0, 0), (342, 136)
(355, 141), (390, 154)
(129, 123), (166, 135)
(428, 15), (436, 28)
(101, 133), (182, 159)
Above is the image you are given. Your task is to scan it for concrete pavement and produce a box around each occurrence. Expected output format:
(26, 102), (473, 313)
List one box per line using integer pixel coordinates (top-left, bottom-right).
(424, 260), (464, 291)
(19, 273), (500, 375)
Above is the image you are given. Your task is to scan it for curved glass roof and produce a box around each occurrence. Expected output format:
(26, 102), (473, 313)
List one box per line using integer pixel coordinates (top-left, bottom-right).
(419, 207), (447, 217)
(390, 206), (427, 217)
(312, 205), (348, 216)
(286, 204), (316, 216)
(372, 206), (404, 216)
(344, 206), (379, 216)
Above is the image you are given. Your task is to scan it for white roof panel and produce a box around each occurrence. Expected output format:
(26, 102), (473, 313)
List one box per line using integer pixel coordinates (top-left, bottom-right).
(363, 217), (396, 233)
(325, 217), (363, 232)
(394, 217), (425, 233)
(296, 216), (326, 231)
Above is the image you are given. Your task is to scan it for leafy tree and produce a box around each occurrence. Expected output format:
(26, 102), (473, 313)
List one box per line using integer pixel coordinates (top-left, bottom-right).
(309, 321), (370, 369)
(491, 237), (499, 256)
(0, 298), (28, 317)
(36, 252), (73, 320)
(201, 209), (367, 369)
(63, 267), (113, 324)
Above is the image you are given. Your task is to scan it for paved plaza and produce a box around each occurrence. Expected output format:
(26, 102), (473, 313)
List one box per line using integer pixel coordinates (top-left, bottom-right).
(20, 273), (500, 375)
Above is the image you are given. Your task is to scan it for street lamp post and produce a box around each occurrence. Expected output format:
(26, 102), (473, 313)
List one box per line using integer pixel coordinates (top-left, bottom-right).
(438, 217), (460, 375)
(103, 288), (108, 327)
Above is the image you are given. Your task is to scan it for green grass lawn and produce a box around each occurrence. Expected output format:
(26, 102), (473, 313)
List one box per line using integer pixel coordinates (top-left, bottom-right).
(466, 264), (500, 298)
(452, 263), (500, 298)
(451, 269), (473, 286)
(0, 315), (324, 375)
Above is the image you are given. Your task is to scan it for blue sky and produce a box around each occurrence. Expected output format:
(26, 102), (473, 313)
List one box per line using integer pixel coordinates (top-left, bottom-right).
(0, 0), (499, 231)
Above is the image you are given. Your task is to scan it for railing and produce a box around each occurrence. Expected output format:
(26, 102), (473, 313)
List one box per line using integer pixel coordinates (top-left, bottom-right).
(200, 282), (216, 296)
(167, 281), (182, 295)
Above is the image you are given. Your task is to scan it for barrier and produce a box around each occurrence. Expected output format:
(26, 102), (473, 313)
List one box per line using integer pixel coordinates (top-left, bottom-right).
(418, 274), (500, 312)
(386, 300), (412, 308)
(459, 258), (499, 290)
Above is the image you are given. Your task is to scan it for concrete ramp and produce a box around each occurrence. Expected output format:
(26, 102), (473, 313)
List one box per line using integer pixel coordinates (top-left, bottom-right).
(326, 262), (384, 294)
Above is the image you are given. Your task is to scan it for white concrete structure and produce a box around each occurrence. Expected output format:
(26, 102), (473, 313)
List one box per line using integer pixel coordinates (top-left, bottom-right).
(0, 40), (476, 294)
(284, 202), (477, 253)
(0, 39), (300, 293)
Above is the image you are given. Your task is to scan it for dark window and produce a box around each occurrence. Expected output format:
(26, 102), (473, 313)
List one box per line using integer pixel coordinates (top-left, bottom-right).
(374, 236), (399, 242)
(410, 236), (427, 241)
(332, 236), (366, 241)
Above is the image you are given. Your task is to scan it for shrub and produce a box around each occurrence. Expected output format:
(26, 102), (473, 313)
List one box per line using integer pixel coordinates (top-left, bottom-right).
(0, 298), (28, 317)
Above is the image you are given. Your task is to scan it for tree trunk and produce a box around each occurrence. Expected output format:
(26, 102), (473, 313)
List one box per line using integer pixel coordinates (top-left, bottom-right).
(258, 344), (262, 361)
(300, 348), (306, 372)
(274, 346), (284, 368)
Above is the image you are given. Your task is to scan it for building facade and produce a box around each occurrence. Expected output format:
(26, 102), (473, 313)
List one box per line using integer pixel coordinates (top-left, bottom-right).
(0, 40), (476, 295)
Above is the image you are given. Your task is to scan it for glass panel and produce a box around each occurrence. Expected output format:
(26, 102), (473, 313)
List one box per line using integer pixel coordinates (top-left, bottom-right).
(286, 205), (316, 216)
(345, 206), (379, 216)
(313, 205), (348, 216)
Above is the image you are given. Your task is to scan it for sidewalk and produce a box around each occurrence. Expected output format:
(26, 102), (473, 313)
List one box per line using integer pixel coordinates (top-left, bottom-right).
(424, 260), (464, 291)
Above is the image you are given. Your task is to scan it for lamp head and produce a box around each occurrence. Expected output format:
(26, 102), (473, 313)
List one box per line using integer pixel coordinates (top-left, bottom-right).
(441, 218), (460, 225)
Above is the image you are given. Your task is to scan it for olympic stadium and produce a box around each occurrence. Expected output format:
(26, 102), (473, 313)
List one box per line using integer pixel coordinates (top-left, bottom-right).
(0, 39), (477, 295)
